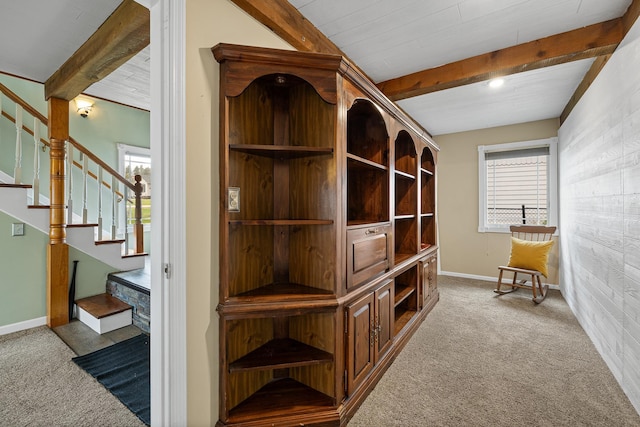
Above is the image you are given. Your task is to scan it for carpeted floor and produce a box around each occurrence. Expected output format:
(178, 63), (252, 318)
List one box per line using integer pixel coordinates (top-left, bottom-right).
(0, 326), (146, 427)
(348, 275), (640, 426)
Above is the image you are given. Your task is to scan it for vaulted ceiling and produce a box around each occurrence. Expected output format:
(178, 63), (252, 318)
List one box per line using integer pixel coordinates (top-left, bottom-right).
(1, 0), (638, 136)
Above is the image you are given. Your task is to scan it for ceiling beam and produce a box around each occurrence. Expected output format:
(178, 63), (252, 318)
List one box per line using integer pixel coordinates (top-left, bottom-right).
(561, 0), (640, 124)
(229, 0), (342, 55)
(44, 0), (149, 101)
(377, 19), (623, 101)
(560, 54), (611, 124)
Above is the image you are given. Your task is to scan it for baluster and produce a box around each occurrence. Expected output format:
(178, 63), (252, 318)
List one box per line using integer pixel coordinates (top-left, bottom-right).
(124, 184), (130, 254)
(82, 153), (88, 223)
(97, 166), (103, 241)
(111, 175), (117, 239)
(32, 118), (41, 205)
(67, 144), (74, 224)
(14, 105), (23, 184)
(134, 175), (144, 254)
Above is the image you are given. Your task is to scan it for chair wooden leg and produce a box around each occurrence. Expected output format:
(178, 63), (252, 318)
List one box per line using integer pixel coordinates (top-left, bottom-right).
(495, 269), (519, 295)
(530, 274), (537, 300)
(532, 275), (549, 304)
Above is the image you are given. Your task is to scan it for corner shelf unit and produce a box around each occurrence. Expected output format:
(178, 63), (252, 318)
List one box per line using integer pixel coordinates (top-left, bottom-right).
(214, 43), (439, 427)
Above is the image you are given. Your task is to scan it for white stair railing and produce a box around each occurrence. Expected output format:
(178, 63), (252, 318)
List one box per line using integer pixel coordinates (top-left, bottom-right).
(0, 83), (145, 254)
(14, 105), (23, 184)
(32, 117), (41, 205)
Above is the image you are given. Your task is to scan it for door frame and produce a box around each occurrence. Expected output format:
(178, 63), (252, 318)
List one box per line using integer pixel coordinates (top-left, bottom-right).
(149, 0), (187, 424)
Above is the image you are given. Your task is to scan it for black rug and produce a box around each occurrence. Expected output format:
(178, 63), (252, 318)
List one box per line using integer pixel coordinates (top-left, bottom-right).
(73, 334), (150, 426)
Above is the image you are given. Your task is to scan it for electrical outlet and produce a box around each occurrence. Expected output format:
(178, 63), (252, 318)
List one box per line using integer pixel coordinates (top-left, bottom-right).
(12, 223), (25, 236)
(228, 187), (240, 212)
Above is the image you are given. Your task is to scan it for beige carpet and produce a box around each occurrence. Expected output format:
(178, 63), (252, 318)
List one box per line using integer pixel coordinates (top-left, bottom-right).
(0, 326), (146, 427)
(348, 275), (640, 426)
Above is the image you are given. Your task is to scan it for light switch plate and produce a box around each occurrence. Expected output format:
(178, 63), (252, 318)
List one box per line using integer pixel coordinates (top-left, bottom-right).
(12, 223), (25, 236)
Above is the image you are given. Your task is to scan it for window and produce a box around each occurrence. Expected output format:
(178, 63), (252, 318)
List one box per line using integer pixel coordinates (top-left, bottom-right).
(478, 138), (557, 232)
(118, 143), (151, 237)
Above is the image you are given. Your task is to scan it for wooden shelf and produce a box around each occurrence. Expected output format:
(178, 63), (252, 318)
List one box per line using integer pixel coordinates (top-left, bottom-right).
(229, 219), (333, 226)
(230, 144), (333, 159)
(346, 220), (390, 229)
(347, 153), (388, 171)
(394, 169), (415, 180)
(394, 214), (415, 220)
(394, 284), (415, 307)
(394, 308), (417, 335)
(228, 378), (334, 423)
(229, 338), (333, 372)
(233, 282), (334, 301)
(394, 252), (413, 266)
(421, 168), (434, 176)
(421, 213), (434, 218)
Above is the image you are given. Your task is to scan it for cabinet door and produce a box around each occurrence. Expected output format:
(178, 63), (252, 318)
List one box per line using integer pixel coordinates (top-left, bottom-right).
(427, 255), (438, 299)
(375, 281), (393, 360)
(346, 292), (375, 395)
(420, 254), (437, 308)
(347, 224), (392, 290)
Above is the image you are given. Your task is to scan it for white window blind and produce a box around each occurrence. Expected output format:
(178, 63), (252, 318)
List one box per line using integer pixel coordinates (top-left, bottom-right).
(478, 138), (557, 232)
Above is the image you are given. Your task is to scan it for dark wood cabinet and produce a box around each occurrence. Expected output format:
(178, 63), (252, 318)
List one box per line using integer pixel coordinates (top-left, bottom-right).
(420, 253), (439, 310)
(346, 280), (393, 395)
(214, 43), (439, 427)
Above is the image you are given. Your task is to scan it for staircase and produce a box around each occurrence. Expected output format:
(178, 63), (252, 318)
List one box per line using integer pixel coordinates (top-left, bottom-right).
(0, 181), (144, 271)
(1, 81), (148, 331)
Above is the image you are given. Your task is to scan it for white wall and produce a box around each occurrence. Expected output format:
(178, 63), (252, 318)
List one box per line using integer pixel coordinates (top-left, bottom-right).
(558, 22), (640, 413)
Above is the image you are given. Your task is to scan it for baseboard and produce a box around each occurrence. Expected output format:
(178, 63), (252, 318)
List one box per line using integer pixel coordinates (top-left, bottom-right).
(0, 316), (47, 336)
(439, 270), (559, 290)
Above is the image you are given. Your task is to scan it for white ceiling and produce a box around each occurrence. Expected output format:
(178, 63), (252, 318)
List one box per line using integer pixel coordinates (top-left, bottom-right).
(0, 0), (150, 111)
(0, 0), (633, 134)
(290, 0), (632, 135)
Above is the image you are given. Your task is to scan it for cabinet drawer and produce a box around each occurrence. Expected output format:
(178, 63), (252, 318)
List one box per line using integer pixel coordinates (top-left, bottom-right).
(347, 224), (391, 290)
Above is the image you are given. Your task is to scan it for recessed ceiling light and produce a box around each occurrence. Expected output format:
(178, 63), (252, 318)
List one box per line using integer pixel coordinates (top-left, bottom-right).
(489, 78), (505, 88)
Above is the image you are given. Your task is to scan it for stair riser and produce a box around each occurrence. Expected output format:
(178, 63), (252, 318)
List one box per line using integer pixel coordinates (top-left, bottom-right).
(77, 306), (132, 334)
(0, 186), (144, 270)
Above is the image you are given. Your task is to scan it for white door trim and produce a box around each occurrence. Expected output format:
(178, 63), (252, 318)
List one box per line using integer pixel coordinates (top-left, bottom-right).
(149, 0), (187, 425)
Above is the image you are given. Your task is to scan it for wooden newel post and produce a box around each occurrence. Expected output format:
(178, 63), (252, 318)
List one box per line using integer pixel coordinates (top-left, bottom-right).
(47, 97), (69, 327)
(49, 137), (67, 244)
(134, 174), (144, 254)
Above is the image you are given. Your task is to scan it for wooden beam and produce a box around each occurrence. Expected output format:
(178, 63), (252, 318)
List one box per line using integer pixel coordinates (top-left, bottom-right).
(44, 0), (149, 101)
(560, 54), (612, 124)
(623, 0), (640, 36)
(377, 19), (623, 101)
(562, 0), (640, 122)
(230, 0), (342, 55)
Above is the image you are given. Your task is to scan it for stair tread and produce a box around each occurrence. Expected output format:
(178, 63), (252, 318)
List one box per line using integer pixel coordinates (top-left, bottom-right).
(95, 239), (126, 245)
(76, 293), (132, 319)
(0, 183), (32, 188)
(67, 223), (99, 228)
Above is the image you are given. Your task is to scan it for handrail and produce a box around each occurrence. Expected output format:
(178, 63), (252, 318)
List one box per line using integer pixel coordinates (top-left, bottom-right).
(1, 103), (125, 199)
(67, 137), (134, 192)
(0, 82), (144, 254)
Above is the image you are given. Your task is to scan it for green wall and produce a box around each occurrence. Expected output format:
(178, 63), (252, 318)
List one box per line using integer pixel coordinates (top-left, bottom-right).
(0, 73), (150, 329)
(0, 210), (116, 327)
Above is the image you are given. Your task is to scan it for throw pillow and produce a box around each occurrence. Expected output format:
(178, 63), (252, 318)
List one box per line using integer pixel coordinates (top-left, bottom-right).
(507, 237), (554, 277)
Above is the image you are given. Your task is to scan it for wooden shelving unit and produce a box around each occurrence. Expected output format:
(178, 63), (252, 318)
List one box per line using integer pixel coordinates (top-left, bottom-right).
(214, 43), (439, 427)
(394, 131), (418, 265)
